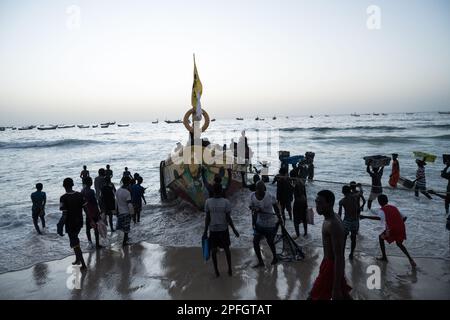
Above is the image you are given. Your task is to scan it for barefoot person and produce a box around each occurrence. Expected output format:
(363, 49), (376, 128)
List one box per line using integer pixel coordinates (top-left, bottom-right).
(101, 176), (116, 232)
(388, 154), (400, 188)
(249, 180), (281, 268)
(360, 194), (416, 267)
(80, 165), (90, 181)
(131, 176), (146, 223)
(116, 176), (133, 246)
(293, 180), (308, 238)
(203, 183), (239, 277)
(338, 185), (360, 259)
(105, 164), (113, 179)
(272, 167), (293, 222)
(366, 162), (384, 210)
(59, 178), (87, 270)
(414, 159), (432, 199)
(308, 190), (352, 300)
(349, 181), (366, 212)
(31, 183), (46, 235)
(81, 177), (102, 249)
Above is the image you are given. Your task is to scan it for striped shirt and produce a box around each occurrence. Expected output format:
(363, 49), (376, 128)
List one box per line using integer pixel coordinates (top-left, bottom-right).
(416, 167), (426, 187)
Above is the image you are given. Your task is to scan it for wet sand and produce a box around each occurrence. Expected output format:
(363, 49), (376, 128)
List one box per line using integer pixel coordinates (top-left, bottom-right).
(0, 242), (449, 300)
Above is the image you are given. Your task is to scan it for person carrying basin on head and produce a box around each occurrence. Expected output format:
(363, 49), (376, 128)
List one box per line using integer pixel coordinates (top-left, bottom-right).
(366, 161), (384, 210)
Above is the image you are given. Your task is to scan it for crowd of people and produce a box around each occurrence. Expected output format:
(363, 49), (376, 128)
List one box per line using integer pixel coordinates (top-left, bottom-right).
(200, 154), (450, 300)
(31, 165), (146, 270)
(29, 153), (450, 299)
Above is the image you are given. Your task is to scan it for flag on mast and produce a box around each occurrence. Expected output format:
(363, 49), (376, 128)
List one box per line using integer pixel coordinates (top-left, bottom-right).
(191, 54), (203, 120)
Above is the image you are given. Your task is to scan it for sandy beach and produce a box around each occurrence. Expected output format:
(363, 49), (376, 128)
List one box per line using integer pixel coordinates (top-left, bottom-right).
(0, 242), (448, 300)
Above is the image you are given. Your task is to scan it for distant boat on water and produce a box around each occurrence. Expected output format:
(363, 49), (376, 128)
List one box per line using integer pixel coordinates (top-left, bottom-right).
(406, 112), (414, 115)
(77, 125), (90, 129)
(58, 125), (75, 129)
(100, 124), (109, 128)
(211, 118), (216, 122)
(152, 120), (159, 124)
(165, 120), (182, 124)
(309, 115), (314, 118)
(18, 125), (35, 130)
(272, 116), (276, 120)
(38, 125), (58, 130)
(0, 127), (5, 131)
(109, 121), (116, 125)
(351, 113), (360, 117)
(438, 111), (450, 115)
(117, 124), (130, 127)
(92, 125), (98, 128)
(381, 113), (388, 116)
(236, 117), (244, 120)
(372, 113), (380, 116)
(255, 117), (264, 121)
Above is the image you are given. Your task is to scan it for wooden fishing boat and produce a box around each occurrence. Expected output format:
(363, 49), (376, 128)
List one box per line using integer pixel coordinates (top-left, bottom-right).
(160, 57), (251, 209)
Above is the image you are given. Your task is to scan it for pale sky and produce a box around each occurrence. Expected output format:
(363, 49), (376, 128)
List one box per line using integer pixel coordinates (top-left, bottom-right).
(1, 0), (449, 125)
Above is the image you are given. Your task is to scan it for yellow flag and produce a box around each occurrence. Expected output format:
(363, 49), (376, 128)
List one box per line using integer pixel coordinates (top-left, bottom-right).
(191, 54), (203, 117)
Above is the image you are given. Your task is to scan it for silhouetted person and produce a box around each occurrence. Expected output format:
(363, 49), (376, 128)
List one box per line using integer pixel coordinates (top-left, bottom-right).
(308, 190), (352, 300)
(203, 183), (239, 277)
(414, 159), (432, 199)
(131, 176), (146, 223)
(243, 173), (261, 192)
(59, 178), (86, 270)
(338, 185), (359, 259)
(360, 194), (416, 267)
(31, 183), (46, 234)
(101, 176), (116, 232)
(105, 164), (113, 179)
(81, 177), (102, 249)
(293, 181), (308, 238)
(249, 181), (281, 268)
(272, 167), (293, 222)
(122, 167), (132, 182)
(366, 162), (384, 210)
(80, 165), (90, 181)
(94, 168), (106, 203)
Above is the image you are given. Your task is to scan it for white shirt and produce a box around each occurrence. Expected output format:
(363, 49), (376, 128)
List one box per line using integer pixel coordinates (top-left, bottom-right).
(205, 197), (231, 232)
(116, 187), (131, 215)
(250, 192), (277, 228)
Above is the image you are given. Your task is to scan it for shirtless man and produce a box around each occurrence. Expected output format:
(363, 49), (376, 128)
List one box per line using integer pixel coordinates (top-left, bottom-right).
(308, 190), (352, 300)
(349, 181), (366, 212)
(80, 165), (90, 181)
(338, 185), (360, 260)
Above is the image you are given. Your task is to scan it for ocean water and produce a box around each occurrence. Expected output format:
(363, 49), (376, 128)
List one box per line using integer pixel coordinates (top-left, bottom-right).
(0, 112), (449, 273)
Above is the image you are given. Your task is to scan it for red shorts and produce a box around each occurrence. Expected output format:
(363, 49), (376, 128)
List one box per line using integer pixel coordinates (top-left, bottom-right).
(381, 230), (405, 244)
(310, 258), (352, 300)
